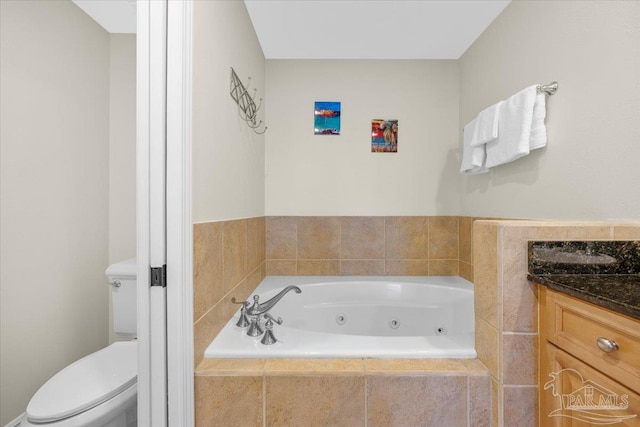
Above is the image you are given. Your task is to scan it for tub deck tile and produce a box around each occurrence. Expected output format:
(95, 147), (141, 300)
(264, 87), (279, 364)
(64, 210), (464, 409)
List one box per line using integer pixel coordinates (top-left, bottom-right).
(365, 358), (468, 374)
(195, 358), (266, 376)
(265, 358), (365, 375)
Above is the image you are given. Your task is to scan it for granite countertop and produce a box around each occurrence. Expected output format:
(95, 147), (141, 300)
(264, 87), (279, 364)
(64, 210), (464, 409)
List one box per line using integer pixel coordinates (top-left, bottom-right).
(527, 241), (640, 320)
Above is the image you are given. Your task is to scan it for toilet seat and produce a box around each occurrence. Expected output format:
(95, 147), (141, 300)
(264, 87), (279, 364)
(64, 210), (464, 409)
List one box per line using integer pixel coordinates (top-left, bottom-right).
(26, 341), (137, 424)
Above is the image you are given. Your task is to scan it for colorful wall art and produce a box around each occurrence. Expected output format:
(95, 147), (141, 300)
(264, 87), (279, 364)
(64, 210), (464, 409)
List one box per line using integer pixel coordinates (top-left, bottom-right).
(371, 119), (398, 152)
(314, 101), (341, 135)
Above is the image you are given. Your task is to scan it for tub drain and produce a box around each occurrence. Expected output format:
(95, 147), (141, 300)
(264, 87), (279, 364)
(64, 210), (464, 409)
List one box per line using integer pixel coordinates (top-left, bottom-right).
(336, 314), (347, 325)
(435, 326), (447, 336)
(389, 318), (400, 329)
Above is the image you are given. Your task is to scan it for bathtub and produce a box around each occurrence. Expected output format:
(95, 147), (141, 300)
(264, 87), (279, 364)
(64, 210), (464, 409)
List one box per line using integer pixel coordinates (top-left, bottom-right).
(205, 276), (476, 359)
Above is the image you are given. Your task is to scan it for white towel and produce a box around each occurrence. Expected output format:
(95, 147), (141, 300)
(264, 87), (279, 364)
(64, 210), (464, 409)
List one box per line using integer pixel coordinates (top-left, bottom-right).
(460, 118), (489, 174)
(485, 85), (538, 168)
(470, 101), (504, 147)
(529, 92), (547, 150)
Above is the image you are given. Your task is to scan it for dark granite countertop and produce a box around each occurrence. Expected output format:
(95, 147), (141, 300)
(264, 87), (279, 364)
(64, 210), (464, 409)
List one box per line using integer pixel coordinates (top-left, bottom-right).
(528, 241), (640, 320)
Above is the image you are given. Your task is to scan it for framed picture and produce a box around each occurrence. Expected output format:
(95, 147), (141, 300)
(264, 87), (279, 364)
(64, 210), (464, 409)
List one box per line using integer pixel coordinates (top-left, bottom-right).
(314, 101), (341, 135)
(371, 119), (398, 152)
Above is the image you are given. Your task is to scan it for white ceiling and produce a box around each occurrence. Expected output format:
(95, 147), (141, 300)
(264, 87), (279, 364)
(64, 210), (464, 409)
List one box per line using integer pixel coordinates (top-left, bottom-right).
(72, 0), (136, 34)
(70, 0), (510, 59)
(244, 0), (511, 59)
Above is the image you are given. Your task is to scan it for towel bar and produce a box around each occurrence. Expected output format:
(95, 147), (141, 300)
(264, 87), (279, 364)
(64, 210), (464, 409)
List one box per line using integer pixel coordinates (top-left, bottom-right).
(537, 81), (558, 96)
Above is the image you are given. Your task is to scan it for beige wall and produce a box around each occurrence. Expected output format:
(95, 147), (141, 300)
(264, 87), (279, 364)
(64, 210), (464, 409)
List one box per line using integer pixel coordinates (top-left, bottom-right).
(109, 34), (136, 264)
(459, 0), (640, 221)
(0, 1), (110, 424)
(265, 60), (460, 216)
(108, 34), (136, 343)
(192, 0), (266, 223)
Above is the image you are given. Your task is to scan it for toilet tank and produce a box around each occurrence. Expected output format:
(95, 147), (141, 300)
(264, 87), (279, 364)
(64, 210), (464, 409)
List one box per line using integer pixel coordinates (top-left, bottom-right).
(105, 259), (137, 337)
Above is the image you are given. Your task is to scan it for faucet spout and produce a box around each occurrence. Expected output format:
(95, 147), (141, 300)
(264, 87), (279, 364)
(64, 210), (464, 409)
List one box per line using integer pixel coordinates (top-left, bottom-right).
(246, 285), (301, 316)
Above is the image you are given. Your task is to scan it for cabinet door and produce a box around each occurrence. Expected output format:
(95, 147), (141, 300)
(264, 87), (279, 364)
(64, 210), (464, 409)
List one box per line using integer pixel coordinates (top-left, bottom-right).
(540, 342), (640, 427)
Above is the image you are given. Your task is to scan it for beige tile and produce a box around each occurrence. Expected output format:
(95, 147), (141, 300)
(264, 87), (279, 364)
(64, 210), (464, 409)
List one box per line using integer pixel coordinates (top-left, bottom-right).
(266, 376), (365, 426)
(385, 259), (429, 276)
(459, 261), (474, 283)
(266, 216), (297, 259)
(297, 259), (340, 275)
(367, 375), (467, 427)
(460, 358), (490, 374)
(341, 216), (385, 259)
(613, 224), (640, 239)
(492, 377), (500, 427)
(196, 358), (266, 376)
(385, 216), (429, 259)
(244, 264), (265, 296)
(297, 216), (341, 259)
(193, 222), (223, 322)
(223, 219), (247, 294)
(459, 216), (474, 264)
(502, 334), (537, 385)
(501, 227), (538, 333)
(246, 216), (265, 272)
(473, 222), (499, 328)
(365, 358), (466, 374)
(340, 260), (385, 276)
(429, 216), (459, 259)
(428, 259), (459, 276)
(475, 318), (500, 380)
(193, 297), (238, 368)
(266, 260), (297, 275)
(195, 375), (263, 427)
(469, 375), (491, 427)
(503, 385), (537, 427)
(265, 358), (365, 375)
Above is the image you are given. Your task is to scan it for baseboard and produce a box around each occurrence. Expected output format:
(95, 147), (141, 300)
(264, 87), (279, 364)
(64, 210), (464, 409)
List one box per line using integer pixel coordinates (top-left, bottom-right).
(3, 413), (24, 427)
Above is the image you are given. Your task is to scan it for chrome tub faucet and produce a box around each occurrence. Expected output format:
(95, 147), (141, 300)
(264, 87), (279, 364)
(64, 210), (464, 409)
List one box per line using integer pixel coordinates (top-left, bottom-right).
(232, 285), (302, 344)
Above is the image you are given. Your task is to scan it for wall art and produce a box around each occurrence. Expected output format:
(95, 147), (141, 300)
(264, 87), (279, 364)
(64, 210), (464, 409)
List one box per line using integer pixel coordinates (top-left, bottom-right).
(371, 119), (398, 152)
(314, 101), (341, 135)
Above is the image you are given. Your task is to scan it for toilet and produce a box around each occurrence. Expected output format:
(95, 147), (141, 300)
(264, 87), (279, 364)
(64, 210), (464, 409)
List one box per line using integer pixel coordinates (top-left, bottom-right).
(21, 259), (138, 427)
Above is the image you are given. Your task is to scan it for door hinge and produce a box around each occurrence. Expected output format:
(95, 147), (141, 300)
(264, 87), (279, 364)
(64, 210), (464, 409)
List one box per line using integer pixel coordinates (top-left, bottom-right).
(150, 265), (167, 287)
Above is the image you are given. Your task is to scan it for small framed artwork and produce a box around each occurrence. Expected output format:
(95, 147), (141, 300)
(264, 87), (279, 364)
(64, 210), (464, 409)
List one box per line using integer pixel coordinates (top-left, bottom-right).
(371, 119), (398, 152)
(314, 101), (341, 135)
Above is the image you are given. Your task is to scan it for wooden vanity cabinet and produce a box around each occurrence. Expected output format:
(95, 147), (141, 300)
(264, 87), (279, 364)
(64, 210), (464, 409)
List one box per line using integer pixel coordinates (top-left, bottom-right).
(539, 287), (640, 427)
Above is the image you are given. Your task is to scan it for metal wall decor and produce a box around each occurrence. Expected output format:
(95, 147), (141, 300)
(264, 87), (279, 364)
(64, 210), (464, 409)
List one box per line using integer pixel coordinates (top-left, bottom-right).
(229, 67), (267, 134)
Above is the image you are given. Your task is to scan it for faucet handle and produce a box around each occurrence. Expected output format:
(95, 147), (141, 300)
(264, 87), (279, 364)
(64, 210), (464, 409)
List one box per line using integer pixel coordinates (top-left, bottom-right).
(231, 297), (249, 306)
(231, 297), (250, 328)
(264, 312), (283, 325)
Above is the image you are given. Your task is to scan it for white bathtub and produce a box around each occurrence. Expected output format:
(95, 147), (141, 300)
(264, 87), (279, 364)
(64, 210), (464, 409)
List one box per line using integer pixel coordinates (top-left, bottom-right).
(205, 276), (476, 359)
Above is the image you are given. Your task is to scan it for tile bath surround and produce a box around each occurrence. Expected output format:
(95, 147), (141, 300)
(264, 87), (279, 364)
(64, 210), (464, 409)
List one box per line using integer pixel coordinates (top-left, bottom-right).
(193, 216), (485, 426)
(193, 216), (640, 426)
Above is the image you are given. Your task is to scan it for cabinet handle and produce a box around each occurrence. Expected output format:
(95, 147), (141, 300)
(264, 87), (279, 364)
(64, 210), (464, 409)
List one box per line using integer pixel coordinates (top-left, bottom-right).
(596, 337), (619, 353)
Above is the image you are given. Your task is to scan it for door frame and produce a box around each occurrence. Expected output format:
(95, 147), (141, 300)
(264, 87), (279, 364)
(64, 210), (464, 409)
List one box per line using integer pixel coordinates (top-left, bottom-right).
(137, 0), (194, 425)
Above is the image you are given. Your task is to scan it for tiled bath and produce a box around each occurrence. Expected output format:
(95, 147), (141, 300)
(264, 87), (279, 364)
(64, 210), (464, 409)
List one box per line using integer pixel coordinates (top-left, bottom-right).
(193, 216), (485, 426)
(195, 358), (491, 426)
(192, 216), (640, 425)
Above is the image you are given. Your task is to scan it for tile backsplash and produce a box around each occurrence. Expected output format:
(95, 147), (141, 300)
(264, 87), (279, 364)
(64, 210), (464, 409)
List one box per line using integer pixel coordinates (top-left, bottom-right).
(266, 216), (470, 277)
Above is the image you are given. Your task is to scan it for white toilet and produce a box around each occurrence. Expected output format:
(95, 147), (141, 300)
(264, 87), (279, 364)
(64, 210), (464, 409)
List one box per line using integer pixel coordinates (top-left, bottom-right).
(21, 259), (138, 427)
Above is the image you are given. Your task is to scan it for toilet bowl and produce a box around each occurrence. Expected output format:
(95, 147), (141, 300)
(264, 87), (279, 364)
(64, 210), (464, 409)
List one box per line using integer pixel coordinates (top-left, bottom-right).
(22, 259), (138, 427)
(21, 341), (137, 427)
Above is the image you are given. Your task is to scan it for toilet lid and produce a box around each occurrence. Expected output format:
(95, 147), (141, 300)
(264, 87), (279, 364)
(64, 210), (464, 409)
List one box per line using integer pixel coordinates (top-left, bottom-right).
(26, 340), (137, 423)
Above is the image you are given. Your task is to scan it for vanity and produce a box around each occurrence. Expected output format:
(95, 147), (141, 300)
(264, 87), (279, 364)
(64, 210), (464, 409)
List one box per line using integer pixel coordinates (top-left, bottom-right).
(528, 241), (640, 427)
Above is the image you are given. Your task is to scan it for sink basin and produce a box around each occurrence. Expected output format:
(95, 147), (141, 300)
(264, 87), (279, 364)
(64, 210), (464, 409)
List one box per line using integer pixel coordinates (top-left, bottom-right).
(535, 247), (618, 265)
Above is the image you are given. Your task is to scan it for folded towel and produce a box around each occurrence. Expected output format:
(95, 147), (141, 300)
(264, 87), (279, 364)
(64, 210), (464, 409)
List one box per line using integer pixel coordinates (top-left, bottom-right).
(485, 85), (538, 168)
(470, 101), (504, 147)
(460, 118), (489, 174)
(529, 92), (547, 150)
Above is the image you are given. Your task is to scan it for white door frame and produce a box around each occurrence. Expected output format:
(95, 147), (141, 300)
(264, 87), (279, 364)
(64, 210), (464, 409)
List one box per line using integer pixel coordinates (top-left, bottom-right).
(166, 0), (194, 425)
(138, 0), (194, 426)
